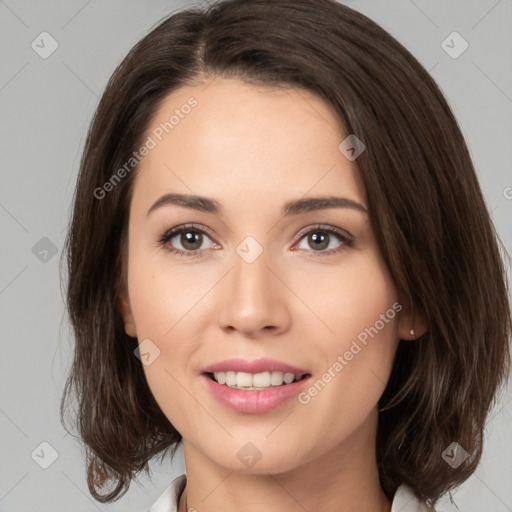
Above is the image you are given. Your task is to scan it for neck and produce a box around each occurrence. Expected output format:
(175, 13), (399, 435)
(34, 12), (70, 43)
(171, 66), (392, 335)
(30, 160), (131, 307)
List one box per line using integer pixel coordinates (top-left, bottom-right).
(178, 409), (391, 512)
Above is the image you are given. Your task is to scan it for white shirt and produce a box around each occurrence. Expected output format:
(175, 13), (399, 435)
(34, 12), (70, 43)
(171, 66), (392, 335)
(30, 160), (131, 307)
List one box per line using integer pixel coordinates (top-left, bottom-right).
(145, 474), (436, 511)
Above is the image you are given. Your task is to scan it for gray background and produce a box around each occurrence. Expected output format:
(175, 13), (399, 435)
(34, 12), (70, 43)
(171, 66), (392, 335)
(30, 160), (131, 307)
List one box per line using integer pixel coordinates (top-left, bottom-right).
(0, 0), (511, 511)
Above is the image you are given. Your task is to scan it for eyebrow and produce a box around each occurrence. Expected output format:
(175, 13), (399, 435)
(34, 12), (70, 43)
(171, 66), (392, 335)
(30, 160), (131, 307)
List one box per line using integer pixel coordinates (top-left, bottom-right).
(146, 193), (368, 217)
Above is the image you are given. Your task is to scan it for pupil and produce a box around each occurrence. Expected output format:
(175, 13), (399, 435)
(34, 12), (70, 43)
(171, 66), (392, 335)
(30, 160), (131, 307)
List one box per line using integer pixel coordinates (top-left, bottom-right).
(310, 232), (328, 250)
(182, 231), (202, 250)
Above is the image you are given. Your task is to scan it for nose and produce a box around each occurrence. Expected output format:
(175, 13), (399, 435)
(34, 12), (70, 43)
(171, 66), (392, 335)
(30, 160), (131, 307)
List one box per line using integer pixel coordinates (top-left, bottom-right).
(216, 248), (291, 337)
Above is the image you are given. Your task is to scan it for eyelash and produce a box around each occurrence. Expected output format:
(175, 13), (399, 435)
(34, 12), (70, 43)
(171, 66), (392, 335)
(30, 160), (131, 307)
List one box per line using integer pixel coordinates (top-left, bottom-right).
(158, 223), (355, 259)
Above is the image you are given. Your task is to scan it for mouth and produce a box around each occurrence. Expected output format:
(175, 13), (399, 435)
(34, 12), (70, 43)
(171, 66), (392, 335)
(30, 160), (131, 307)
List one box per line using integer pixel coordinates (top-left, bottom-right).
(203, 371), (311, 390)
(201, 361), (313, 413)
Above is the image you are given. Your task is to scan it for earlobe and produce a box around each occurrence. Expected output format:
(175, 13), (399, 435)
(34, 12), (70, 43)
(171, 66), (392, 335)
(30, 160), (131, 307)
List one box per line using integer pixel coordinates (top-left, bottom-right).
(397, 300), (428, 341)
(118, 288), (137, 338)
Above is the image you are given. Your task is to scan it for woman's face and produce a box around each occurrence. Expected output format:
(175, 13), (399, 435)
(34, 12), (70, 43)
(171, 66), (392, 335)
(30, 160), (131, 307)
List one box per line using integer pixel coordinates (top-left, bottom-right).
(120, 77), (412, 474)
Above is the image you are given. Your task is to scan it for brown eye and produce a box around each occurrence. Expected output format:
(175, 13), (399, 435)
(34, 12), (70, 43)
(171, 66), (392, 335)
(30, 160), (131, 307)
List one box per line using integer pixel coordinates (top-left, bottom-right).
(294, 225), (354, 256)
(177, 230), (204, 251)
(307, 232), (330, 251)
(158, 224), (217, 258)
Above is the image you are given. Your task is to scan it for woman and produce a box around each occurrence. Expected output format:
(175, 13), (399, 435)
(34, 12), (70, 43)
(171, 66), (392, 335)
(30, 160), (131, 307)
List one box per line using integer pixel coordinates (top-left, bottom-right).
(60, 1), (511, 511)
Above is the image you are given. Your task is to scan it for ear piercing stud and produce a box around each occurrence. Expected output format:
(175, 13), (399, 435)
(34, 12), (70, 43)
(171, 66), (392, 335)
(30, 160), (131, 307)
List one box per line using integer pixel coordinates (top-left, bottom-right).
(410, 328), (415, 336)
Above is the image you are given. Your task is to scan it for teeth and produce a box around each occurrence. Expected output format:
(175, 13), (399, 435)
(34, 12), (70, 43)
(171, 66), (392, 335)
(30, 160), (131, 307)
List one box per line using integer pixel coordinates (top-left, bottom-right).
(212, 371), (301, 389)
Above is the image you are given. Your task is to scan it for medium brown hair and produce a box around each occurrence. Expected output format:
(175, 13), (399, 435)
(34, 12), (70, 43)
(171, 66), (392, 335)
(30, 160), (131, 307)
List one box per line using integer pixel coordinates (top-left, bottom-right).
(60, 0), (512, 505)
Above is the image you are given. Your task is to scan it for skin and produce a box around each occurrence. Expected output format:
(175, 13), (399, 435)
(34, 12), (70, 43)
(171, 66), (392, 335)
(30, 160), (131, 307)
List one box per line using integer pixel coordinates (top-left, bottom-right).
(119, 77), (426, 512)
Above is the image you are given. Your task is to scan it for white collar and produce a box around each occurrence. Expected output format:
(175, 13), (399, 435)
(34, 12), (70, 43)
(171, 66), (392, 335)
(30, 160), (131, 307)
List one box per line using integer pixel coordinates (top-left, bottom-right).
(146, 474), (435, 512)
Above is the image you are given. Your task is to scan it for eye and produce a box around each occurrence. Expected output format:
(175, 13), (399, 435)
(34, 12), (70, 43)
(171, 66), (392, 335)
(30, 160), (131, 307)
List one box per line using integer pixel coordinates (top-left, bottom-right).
(158, 224), (218, 258)
(158, 223), (354, 258)
(293, 224), (354, 256)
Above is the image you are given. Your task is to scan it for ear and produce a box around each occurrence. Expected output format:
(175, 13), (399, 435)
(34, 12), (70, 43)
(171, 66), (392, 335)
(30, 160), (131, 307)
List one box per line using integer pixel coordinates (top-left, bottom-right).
(396, 297), (428, 341)
(118, 282), (137, 338)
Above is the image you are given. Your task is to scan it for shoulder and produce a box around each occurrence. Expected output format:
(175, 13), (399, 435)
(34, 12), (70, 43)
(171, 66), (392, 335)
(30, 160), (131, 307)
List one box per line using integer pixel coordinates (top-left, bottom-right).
(145, 474), (187, 512)
(391, 483), (437, 512)
(144, 476), (436, 512)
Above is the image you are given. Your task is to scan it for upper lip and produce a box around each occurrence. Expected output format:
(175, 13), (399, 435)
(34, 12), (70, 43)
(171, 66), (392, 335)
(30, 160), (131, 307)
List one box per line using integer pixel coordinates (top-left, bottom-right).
(202, 358), (310, 377)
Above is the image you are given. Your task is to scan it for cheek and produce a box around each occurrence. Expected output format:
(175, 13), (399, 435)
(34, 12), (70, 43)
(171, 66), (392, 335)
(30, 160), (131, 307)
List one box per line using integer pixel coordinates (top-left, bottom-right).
(126, 257), (206, 434)
(127, 246), (211, 339)
(290, 248), (399, 351)
(331, 258), (398, 350)
(291, 251), (399, 432)
(334, 252), (399, 373)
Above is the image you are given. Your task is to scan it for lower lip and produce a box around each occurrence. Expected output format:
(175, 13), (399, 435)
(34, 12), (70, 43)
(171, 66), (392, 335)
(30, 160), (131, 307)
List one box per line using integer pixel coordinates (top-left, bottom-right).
(201, 374), (312, 413)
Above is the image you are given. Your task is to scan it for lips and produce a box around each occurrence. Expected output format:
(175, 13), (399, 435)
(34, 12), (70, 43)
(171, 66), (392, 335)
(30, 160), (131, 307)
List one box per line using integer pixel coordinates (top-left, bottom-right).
(201, 372), (312, 413)
(202, 357), (310, 378)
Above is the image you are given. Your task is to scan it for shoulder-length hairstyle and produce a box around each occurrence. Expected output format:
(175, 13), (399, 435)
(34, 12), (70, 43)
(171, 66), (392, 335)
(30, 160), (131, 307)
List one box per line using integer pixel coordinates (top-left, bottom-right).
(60, 0), (511, 505)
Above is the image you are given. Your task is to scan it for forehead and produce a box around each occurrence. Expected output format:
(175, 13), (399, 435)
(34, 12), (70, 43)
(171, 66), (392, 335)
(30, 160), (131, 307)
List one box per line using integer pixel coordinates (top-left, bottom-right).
(131, 77), (367, 218)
